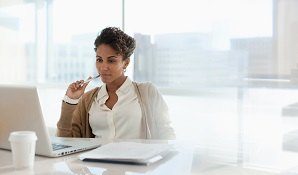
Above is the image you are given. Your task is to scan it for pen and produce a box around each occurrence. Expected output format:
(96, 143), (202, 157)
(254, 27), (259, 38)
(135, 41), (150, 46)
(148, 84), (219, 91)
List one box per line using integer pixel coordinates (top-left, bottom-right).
(79, 74), (100, 85)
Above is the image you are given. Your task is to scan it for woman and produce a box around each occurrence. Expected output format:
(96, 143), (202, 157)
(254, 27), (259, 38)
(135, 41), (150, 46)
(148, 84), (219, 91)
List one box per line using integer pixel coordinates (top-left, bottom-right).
(57, 27), (175, 140)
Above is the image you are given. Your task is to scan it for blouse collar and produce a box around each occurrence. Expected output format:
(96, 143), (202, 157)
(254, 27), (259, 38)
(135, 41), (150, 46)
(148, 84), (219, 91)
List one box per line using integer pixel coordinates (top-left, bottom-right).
(96, 77), (132, 102)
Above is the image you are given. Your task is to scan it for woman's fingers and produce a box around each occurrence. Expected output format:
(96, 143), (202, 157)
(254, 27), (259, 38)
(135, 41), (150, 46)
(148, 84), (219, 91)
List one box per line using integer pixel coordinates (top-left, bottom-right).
(71, 80), (83, 90)
(66, 79), (87, 99)
(81, 81), (89, 89)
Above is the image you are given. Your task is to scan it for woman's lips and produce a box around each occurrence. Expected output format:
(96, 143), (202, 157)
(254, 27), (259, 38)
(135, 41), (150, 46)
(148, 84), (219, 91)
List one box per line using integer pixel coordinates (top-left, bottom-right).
(100, 74), (111, 77)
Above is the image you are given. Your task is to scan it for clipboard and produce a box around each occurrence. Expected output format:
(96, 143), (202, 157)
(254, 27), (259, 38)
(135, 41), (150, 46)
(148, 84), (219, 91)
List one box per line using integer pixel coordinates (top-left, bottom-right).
(79, 142), (172, 165)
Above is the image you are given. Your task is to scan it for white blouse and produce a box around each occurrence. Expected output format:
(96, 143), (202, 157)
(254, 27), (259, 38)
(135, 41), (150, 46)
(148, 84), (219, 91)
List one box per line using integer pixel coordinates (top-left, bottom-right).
(88, 78), (145, 139)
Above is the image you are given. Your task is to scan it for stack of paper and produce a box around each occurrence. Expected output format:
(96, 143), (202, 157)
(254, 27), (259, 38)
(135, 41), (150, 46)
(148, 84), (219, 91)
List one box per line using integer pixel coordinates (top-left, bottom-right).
(79, 142), (172, 165)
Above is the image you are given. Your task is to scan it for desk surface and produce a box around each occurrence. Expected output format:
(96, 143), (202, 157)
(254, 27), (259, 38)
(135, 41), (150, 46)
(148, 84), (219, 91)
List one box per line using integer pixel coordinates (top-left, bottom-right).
(1, 139), (298, 175)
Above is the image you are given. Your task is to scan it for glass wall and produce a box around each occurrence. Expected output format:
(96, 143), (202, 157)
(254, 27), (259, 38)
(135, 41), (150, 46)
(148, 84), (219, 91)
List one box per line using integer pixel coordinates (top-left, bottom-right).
(0, 2), (36, 83)
(0, 0), (122, 85)
(47, 0), (122, 84)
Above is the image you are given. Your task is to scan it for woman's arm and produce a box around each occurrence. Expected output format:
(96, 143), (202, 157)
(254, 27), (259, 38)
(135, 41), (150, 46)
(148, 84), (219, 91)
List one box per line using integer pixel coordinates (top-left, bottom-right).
(56, 100), (84, 137)
(145, 83), (176, 139)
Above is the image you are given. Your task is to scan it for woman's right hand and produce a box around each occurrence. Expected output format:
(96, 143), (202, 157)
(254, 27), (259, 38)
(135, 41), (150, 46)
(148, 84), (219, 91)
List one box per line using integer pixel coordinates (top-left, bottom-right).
(65, 80), (89, 99)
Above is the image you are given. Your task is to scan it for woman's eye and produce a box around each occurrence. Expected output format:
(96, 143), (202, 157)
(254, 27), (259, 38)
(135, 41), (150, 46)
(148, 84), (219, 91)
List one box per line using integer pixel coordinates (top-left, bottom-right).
(96, 58), (102, 62)
(108, 60), (115, 63)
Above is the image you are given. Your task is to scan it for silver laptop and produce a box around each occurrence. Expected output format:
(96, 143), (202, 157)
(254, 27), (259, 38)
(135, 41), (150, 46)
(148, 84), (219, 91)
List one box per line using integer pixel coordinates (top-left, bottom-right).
(0, 85), (102, 157)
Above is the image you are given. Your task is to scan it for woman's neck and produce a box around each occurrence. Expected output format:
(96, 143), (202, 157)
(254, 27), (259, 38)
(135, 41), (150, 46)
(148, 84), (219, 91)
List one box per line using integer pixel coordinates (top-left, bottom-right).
(106, 76), (127, 93)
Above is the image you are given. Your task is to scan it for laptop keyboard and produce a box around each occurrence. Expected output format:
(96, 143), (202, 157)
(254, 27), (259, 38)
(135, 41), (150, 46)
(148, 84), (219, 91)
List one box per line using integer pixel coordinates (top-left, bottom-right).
(52, 143), (72, 151)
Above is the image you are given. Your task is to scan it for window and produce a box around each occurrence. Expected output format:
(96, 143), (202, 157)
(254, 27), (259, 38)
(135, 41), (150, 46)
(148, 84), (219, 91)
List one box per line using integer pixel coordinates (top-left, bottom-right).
(0, 2), (36, 83)
(47, 0), (122, 84)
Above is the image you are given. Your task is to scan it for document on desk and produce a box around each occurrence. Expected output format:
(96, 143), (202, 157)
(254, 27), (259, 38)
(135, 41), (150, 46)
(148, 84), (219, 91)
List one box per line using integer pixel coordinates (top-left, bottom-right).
(79, 142), (172, 165)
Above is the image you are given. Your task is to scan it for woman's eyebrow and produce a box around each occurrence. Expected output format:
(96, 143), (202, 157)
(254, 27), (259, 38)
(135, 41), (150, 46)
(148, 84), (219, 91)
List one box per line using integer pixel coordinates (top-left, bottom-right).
(96, 55), (118, 58)
(107, 55), (118, 59)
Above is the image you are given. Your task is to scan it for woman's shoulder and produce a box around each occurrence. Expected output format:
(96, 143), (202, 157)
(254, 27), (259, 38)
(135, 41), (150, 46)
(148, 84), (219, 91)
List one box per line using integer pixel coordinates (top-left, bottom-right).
(134, 81), (155, 90)
(134, 81), (160, 96)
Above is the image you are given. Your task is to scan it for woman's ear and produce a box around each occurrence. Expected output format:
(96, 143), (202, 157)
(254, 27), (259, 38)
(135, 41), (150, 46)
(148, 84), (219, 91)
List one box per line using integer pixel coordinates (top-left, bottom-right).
(124, 58), (130, 68)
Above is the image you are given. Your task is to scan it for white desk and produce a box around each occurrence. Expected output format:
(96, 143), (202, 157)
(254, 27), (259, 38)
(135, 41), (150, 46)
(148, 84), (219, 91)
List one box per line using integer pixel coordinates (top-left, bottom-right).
(1, 139), (298, 175)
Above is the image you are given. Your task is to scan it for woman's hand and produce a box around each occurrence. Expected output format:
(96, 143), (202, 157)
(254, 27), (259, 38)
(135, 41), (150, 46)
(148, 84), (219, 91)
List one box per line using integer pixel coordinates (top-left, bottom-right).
(65, 79), (89, 99)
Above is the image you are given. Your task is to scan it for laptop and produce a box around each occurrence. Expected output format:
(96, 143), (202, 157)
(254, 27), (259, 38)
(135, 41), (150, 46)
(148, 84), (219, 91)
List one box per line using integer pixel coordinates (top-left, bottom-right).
(0, 85), (102, 157)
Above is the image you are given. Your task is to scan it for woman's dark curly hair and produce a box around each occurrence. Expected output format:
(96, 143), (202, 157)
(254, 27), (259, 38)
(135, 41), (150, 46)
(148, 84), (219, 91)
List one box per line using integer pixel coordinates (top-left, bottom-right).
(94, 27), (136, 60)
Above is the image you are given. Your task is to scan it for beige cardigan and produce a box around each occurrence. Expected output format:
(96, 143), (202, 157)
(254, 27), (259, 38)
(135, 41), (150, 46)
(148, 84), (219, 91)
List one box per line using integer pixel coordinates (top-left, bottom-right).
(57, 82), (175, 139)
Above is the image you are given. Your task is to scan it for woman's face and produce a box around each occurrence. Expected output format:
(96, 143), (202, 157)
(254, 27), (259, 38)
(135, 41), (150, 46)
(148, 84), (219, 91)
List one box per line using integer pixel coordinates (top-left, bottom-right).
(95, 44), (129, 84)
